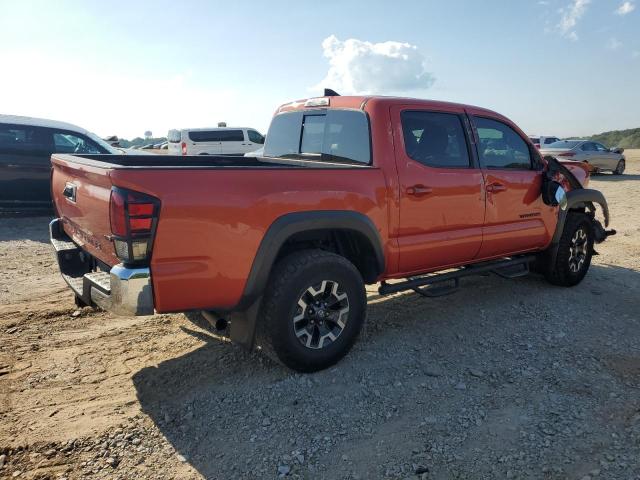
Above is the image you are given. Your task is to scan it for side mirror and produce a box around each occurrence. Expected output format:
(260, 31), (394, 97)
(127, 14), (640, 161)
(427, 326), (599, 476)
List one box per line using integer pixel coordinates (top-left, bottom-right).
(554, 184), (568, 210)
(611, 147), (624, 154)
(542, 179), (567, 207)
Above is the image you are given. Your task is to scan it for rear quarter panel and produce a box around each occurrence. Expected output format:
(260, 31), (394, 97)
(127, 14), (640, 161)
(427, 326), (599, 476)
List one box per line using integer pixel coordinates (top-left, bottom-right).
(109, 167), (391, 312)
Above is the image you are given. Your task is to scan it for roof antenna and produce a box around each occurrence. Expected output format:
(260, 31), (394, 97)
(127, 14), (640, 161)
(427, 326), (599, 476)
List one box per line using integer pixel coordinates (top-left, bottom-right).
(324, 88), (340, 97)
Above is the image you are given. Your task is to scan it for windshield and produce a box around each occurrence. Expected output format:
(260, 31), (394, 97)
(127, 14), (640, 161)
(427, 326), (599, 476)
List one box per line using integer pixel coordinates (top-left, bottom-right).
(546, 140), (581, 149)
(86, 131), (119, 154)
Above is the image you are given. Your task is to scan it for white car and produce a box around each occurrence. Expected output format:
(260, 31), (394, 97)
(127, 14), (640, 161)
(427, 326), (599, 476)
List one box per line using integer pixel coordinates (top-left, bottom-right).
(168, 127), (265, 156)
(528, 135), (561, 149)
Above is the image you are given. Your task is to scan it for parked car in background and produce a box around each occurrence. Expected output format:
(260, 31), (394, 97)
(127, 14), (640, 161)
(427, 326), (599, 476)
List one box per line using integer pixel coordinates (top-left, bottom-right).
(0, 114), (119, 210)
(540, 139), (625, 174)
(528, 135), (561, 149)
(168, 127), (265, 156)
(104, 135), (121, 147)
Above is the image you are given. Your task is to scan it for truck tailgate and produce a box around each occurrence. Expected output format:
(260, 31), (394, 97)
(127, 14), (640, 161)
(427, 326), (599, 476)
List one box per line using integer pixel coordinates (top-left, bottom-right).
(51, 154), (119, 266)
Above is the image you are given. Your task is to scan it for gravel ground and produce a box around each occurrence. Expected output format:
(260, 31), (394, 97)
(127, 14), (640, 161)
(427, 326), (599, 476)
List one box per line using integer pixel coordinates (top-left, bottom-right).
(1, 151), (639, 480)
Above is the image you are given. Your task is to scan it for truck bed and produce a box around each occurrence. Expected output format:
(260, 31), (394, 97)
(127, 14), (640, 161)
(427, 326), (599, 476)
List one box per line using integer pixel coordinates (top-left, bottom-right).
(56, 154), (372, 169)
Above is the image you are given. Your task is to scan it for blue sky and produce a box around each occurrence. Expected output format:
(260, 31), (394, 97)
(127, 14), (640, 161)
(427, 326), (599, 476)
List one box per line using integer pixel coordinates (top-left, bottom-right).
(0, 0), (638, 139)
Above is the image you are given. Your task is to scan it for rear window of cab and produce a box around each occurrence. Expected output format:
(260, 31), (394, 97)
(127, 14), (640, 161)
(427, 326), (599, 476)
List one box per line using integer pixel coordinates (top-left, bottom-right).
(264, 109), (371, 164)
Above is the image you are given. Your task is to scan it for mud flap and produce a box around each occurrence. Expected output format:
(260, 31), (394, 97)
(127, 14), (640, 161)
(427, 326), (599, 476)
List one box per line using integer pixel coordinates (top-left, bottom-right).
(227, 296), (262, 350)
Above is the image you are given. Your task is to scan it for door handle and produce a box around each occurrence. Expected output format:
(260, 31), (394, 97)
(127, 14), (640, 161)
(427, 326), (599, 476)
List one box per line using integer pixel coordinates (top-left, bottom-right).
(486, 182), (506, 193)
(406, 184), (432, 196)
(63, 182), (77, 202)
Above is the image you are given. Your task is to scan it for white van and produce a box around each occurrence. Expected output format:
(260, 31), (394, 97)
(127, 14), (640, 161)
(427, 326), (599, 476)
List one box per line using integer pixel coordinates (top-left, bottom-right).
(167, 127), (265, 156)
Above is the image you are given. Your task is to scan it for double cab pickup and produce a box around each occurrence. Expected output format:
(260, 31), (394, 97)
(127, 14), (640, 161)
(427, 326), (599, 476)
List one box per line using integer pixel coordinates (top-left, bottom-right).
(50, 93), (614, 372)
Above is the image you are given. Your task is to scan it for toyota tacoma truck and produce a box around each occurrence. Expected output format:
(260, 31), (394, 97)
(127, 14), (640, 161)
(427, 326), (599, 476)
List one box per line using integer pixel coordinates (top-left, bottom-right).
(49, 92), (615, 372)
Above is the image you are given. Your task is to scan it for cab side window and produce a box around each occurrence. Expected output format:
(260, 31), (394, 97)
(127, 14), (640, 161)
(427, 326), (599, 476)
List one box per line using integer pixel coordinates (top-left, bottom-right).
(474, 117), (531, 169)
(594, 143), (608, 152)
(400, 111), (471, 168)
(247, 129), (265, 144)
(581, 142), (597, 152)
(53, 132), (104, 154)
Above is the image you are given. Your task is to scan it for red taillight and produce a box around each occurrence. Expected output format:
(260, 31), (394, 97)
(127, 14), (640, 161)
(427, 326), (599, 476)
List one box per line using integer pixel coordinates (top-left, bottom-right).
(558, 152), (575, 158)
(109, 188), (127, 236)
(181, 142), (187, 156)
(109, 187), (160, 264)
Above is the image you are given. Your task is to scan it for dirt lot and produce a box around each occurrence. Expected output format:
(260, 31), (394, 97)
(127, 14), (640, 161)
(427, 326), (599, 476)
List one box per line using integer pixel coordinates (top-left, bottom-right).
(1, 152), (640, 480)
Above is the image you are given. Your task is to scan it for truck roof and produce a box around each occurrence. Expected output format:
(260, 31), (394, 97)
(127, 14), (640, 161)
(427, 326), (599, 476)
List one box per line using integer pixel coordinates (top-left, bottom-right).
(171, 127), (257, 132)
(277, 95), (501, 117)
(0, 114), (90, 134)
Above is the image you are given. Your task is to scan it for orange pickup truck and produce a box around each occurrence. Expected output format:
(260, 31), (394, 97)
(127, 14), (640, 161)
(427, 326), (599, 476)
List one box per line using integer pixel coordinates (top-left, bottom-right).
(49, 93), (614, 372)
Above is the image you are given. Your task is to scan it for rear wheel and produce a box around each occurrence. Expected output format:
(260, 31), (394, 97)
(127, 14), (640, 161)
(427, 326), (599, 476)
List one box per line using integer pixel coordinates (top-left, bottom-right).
(613, 159), (625, 175)
(543, 212), (594, 286)
(257, 249), (366, 372)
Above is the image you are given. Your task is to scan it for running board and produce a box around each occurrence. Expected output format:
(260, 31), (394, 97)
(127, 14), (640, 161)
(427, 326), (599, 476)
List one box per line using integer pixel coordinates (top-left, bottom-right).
(378, 256), (537, 296)
(492, 261), (530, 279)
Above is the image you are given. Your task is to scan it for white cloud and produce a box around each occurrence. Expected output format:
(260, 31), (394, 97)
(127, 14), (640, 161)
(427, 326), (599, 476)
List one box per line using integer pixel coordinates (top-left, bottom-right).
(607, 37), (623, 50)
(632, 50), (640, 58)
(557, 0), (590, 40)
(615, 1), (636, 15)
(313, 35), (434, 95)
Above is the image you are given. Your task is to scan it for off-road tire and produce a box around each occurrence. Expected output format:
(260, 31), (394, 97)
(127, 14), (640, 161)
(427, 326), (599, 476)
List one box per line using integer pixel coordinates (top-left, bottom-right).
(257, 249), (366, 373)
(544, 212), (594, 287)
(613, 159), (625, 175)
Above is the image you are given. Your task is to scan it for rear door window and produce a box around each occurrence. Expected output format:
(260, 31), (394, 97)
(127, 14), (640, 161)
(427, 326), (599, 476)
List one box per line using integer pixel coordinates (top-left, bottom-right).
(188, 130), (244, 142)
(474, 117), (531, 169)
(0, 124), (53, 157)
(265, 110), (370, 164)
(217, 130), (244, 142)
(400, 111), (471, 168)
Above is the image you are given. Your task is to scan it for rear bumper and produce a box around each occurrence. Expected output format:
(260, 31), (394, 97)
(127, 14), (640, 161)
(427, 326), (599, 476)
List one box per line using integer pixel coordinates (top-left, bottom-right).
(49, 218), (154, 316)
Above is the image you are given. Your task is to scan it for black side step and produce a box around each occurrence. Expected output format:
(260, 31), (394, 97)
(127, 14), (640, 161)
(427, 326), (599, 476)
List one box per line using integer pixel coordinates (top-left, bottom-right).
(378, 255), (537, 296)
(412, 278), (460, 297)
(492, 261), (530, 279)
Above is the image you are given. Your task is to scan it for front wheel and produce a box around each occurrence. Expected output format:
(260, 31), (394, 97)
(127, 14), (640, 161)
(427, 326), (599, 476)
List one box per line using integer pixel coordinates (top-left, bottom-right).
(257, 249), (366, 372)
(543, 212), (594, 286)
(613, 159), (625, 175)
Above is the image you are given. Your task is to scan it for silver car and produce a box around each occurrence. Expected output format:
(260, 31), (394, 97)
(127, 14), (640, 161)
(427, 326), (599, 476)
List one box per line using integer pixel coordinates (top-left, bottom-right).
(540, 140), (625, 175)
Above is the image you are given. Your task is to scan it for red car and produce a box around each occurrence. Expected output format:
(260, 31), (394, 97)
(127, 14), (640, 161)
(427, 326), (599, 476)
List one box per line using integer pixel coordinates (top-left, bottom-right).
(49, 93), (614, 372)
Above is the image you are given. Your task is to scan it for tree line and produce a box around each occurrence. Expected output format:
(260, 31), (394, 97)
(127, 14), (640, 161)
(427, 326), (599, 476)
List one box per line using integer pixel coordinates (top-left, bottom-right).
(587, 128), (640, 149)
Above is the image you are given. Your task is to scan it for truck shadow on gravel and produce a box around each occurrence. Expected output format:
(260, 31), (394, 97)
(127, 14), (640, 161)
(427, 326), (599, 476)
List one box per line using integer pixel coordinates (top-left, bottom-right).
(131, 264), (640, 479)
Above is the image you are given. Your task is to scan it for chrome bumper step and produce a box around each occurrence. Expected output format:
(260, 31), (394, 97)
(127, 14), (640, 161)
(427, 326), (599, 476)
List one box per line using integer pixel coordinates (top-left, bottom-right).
(50, 218), (154, 316)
